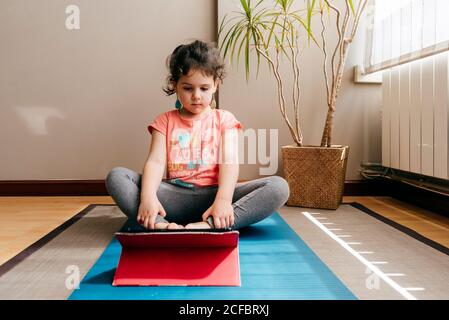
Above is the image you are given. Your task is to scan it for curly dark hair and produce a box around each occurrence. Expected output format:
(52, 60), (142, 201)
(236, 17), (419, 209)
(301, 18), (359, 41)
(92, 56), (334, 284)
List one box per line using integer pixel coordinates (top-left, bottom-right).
(163, 40), (226, 96)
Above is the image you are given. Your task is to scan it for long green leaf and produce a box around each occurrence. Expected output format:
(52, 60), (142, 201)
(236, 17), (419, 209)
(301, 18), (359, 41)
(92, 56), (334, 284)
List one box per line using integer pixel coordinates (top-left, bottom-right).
(240, 0), (250, 14)
(250, 27), (262, 78)
(218, 15), (242, 39)
(221, 22), (242, 59)
(306, 0), (316, 43)
(266, 15), (280, 50)
(348, 0), (356, 16)
(229, 24), (247, 66)
(290, 12), (319, 47)
(219, 14), (246, 51)
(245, 29), (251, 80)
(237, 29), (249, 70)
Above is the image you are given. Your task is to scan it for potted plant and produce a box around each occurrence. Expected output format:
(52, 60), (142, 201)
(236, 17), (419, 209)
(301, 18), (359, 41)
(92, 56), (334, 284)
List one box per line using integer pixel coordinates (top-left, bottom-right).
(219, 0), (368, 209)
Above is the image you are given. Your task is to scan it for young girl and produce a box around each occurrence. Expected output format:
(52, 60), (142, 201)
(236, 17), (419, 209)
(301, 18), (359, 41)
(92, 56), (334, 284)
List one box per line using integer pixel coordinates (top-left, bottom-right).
(106, 40), (290, 230)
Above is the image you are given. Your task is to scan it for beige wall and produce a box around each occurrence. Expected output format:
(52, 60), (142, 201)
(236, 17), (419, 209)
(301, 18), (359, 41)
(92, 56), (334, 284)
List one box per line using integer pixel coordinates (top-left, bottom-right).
(0, 0), (381, 181)
(0, 0), (216, 179)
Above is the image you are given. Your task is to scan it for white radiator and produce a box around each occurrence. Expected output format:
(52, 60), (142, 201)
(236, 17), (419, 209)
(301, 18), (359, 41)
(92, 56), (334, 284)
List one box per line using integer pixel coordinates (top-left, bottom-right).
(382, 53), (449, 180)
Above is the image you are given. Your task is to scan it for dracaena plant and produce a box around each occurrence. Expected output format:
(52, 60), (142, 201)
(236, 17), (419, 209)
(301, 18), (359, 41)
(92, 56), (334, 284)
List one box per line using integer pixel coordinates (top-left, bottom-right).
(219, 0), (369, 147)
(318, 0), (369, 147)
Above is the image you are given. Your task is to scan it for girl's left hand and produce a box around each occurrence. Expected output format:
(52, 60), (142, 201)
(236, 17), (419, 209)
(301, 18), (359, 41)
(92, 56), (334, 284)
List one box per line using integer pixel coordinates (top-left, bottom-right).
(202, 198), (235, 229)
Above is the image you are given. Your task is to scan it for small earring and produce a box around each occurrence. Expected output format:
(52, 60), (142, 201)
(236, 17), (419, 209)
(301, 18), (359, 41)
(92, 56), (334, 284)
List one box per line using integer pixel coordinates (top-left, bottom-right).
(175, 98), (183, 110)
(211, 93), (216, 109)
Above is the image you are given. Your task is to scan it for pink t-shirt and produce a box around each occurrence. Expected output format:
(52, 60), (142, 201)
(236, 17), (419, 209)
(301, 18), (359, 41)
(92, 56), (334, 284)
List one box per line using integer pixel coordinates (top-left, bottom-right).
(148, 108), (242, 187)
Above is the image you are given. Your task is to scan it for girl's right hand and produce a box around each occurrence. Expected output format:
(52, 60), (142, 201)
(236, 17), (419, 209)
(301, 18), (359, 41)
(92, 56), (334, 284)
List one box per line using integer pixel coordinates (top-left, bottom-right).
(137, 195), (167, 229)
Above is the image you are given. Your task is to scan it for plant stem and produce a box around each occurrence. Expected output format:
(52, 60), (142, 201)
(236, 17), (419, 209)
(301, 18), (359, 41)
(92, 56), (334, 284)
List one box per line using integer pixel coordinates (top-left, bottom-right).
(286, 30), (303, 146)
(256, 47), (302, 145)
(320, 0), (368, 147)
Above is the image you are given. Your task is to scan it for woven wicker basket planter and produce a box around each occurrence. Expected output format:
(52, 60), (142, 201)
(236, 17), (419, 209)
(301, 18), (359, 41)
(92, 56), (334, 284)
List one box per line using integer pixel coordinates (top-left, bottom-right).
(281, 145), (350, 210)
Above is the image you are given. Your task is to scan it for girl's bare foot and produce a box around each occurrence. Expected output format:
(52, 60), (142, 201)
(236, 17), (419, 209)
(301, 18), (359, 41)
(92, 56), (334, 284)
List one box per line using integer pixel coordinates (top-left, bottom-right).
(154, 222), (169, 229)
(185, 221), (212, 229)
(167, 222), (185, 230)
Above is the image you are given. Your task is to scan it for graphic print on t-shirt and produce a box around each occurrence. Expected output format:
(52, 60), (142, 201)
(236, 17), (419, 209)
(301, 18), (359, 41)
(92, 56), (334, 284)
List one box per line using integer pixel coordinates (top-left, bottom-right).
(148, 109), (242, 187)
(168, 119), (218, 182)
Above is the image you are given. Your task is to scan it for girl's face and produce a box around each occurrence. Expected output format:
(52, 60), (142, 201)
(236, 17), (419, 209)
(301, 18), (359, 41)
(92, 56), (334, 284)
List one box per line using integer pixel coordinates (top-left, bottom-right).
(175, 69), (218, 115)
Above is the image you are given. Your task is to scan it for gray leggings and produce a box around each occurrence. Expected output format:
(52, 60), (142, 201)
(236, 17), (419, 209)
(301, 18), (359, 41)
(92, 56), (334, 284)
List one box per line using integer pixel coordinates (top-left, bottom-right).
(105, 167), (290, 230)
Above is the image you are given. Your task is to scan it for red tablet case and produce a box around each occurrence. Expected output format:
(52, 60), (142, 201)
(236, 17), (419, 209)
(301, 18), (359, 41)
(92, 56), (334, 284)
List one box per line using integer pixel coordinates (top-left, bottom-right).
(112, 231), (240, 286)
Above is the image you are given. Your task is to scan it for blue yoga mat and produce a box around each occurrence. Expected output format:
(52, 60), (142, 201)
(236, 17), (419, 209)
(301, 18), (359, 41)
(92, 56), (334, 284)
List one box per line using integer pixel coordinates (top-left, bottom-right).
(69, 213), (356, 300)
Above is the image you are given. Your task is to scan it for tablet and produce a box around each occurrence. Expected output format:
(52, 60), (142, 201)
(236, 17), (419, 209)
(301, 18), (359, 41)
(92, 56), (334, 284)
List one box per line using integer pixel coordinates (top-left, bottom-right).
(113, 231), (240, 286)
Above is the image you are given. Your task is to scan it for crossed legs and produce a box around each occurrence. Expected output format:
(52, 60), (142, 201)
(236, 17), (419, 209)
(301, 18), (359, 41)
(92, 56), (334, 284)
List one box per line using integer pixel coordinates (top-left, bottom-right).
(105, 167), (290, 230)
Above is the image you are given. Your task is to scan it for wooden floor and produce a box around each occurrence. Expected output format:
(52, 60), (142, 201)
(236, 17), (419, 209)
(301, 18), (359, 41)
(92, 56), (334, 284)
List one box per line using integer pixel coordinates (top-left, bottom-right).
(0, 196), (448, 266)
